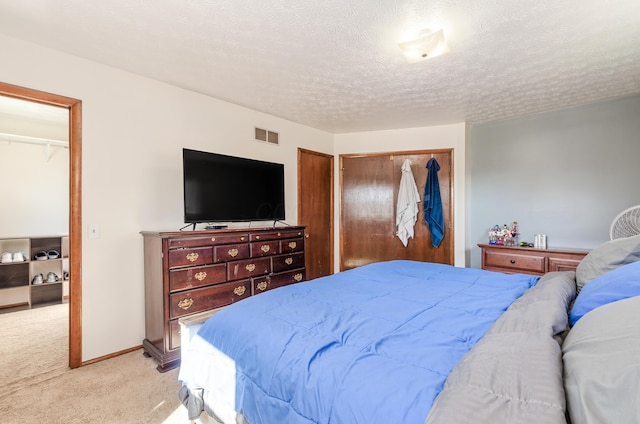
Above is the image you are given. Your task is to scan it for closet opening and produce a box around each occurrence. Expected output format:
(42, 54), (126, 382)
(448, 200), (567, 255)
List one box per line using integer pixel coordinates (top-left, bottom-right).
(0, 81), (82, 368)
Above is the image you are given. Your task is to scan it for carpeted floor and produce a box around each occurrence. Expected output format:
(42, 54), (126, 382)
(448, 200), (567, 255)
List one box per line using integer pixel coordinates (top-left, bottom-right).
(1, 303), (69, 398)
(0, 303), (211, 423)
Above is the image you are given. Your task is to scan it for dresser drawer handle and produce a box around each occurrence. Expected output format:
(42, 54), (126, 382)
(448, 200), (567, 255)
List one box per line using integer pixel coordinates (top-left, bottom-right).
(245, 263), (256, 272)
(288, 241), (297, 250)
(211, 237), (216, 242)
(510, 259), (516, 264)
(285, 257), (293, 265)
(293, 273), (303, 282)
(241, 236), (245, 241)
(261, 245), (270, 253)
(186, 252), (199, 262)
(256, 281), (268, 291)
(228, 248), (239, 257)
(234, 286), (246, 296)
(177, 298), (194, 310)
(194, 271), (207, 281)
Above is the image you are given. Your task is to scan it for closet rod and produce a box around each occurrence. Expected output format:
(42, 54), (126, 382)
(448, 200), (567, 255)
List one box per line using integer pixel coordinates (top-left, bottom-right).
(0, 132), (68, 149)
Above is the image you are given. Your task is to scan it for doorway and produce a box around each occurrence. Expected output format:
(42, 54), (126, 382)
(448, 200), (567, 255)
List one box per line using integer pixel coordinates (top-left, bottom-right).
(0, 82), (82, 368)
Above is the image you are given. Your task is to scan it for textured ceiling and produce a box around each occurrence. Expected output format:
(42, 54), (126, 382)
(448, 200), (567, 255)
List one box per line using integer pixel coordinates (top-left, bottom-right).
(0, 0), (639, 133)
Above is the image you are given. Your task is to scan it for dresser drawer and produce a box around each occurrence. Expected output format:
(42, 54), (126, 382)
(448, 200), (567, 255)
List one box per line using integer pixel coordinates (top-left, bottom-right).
(169, 263), (227, 292)
(252, 275), (272, 294)
(168, 247), (212, 268)
(280, 237), (304, 254)
(214, 243), (250, 263)
(272, 252), (305, 273)
(252, 269), (305, 294)
(228, 257), (271, 280)
(250, 240), (279, 257)
(269, 269), (305, 290)
(548, 257), (583, 273)
(250, 229), (304, 242)
(484, 250), (546, 274)
(169, 280), (251, 319)
(168, 233), (249, 248)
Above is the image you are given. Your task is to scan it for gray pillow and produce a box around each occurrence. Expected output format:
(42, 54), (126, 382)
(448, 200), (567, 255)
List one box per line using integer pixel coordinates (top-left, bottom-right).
(563, 296), (640, 423)
(575, 234), (640, 293)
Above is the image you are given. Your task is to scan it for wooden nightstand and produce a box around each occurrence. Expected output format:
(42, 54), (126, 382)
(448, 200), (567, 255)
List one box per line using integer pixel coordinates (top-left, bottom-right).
(478, 243), (589, 276)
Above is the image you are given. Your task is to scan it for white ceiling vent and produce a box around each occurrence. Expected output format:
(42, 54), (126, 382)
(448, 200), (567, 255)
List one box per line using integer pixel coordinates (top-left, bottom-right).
(254, 127), (279, 145)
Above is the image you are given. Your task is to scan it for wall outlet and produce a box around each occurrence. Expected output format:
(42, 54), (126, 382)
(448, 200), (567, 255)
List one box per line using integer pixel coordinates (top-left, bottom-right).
(88, 225), (100, 239)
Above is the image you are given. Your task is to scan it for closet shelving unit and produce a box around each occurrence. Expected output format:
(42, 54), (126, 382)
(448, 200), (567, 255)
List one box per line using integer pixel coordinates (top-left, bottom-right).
(0, 235), (69, 309)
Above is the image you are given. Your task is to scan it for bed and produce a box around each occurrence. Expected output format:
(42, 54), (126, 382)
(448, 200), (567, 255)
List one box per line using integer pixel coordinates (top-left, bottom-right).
(178, 235), (640, 424)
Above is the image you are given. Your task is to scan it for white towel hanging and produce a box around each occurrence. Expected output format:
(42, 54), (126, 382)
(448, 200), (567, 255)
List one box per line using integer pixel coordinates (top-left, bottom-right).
(396, 159), (421, 247)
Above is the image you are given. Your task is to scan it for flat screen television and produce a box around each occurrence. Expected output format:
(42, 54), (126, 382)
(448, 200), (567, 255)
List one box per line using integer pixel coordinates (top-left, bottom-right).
(183, 148), (285, 224)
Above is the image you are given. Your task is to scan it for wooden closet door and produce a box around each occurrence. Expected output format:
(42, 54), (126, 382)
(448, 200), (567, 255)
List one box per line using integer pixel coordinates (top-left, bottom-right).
(340, 150), (453, 271)
(340, 155), (395, 270)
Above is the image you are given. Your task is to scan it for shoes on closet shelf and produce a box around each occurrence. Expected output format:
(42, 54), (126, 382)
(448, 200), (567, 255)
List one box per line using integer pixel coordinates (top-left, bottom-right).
(46, 272), (59, 283)
(1, 252), (12, 263)
(12, 252), (26, 262)
(63, 271), (69, 281)
(32, 273), (43, 285)
(47, 250), (60, 259)
(34, 251), (48, 261)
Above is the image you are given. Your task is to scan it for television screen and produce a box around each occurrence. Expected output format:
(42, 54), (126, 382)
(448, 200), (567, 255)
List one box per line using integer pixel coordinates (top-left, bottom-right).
(183, 148), (285, 223)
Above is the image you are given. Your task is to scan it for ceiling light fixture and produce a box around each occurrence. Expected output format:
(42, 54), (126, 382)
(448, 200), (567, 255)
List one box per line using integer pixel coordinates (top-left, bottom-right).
(398, 28), (449, 63)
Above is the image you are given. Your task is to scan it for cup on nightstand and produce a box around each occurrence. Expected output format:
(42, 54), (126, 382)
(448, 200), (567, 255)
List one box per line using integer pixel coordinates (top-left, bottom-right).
(534, 234), (547, 249)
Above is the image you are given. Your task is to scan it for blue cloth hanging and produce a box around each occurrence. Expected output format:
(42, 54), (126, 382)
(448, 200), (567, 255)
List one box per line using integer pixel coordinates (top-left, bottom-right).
(424, 158), (444, 248)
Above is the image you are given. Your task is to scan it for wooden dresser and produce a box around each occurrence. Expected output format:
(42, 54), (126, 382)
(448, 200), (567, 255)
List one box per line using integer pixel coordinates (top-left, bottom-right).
(479, 243), (589, 276)
(141, 226), (306, 371)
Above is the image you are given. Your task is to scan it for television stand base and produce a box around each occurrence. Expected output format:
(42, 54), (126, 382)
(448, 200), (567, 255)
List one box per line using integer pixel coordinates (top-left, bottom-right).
(205, 225), (228, 230)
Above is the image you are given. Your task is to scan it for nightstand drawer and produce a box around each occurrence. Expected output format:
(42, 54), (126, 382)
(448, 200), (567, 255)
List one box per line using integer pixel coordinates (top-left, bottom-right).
(479, 243), (589, 277)
(548, 256), (583, 273)
(484, 250), (546, 274)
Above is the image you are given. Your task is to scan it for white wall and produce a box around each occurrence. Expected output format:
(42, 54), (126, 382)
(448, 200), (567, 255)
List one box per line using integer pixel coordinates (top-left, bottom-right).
(0, 143), (68, 237)
(0, 34), (333, 361)
(334, 123), (468, 269)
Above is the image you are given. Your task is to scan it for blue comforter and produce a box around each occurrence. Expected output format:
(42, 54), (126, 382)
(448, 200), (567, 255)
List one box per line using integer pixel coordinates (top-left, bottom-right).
(182, 260), (539, 424)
